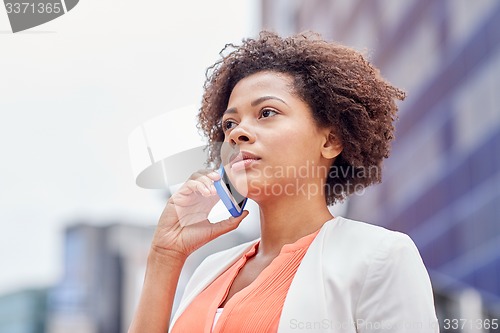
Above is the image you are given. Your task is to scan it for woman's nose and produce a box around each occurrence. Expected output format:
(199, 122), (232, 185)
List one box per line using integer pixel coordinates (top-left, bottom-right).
(231, 133), (250, 144)
(228, 124), (255, 145)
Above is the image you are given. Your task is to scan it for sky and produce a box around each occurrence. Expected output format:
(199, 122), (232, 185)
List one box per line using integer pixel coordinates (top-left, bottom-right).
(0, 0), (259, 294)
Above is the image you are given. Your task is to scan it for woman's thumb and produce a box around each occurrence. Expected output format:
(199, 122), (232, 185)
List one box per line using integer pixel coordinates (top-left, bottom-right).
(210, 210), (249, 238)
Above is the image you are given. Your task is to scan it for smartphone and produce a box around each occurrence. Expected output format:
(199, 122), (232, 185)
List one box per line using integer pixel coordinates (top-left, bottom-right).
(214, 165), (248, 217)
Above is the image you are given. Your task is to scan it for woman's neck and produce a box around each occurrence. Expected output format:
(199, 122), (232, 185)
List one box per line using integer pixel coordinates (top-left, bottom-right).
(255, 194), (334, 258)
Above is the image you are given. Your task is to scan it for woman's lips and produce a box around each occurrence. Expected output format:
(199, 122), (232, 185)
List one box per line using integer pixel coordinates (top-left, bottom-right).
(229, 151), (261, 171)
(231, 158), (260, 171)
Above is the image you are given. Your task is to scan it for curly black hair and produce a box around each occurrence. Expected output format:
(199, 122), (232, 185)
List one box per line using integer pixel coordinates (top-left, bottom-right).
(198, 31), (405, 205)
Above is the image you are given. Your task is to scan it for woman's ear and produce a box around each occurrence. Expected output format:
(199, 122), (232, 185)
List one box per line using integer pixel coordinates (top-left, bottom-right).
(321, 132), (343, 159)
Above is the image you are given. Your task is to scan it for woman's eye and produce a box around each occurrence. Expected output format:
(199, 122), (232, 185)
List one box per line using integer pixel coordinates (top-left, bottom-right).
(222, 119), (237, 131)
(261, 109), (278, 118)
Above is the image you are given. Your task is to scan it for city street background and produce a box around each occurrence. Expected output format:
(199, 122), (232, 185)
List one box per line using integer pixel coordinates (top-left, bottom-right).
(1, 0), (499, 332)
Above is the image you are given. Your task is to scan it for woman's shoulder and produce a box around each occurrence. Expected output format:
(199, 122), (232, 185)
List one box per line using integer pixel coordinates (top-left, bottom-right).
(321, 216), (420, 260)
(312, 217), (427, 293)
(328, 215), (413, 239)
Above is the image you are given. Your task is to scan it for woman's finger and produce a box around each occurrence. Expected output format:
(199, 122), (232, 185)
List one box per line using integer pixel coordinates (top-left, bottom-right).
(189, 170), (220, 194)
(209, 210), (249, 239)
(181, 179), (212, 197)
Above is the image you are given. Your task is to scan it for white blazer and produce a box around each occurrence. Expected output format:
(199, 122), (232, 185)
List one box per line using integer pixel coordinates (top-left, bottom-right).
(170, 216), (439, 332)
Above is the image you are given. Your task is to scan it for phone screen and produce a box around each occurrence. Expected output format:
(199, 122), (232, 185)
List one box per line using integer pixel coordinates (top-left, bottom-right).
(214, 166), (247, 216)
(220, 171), (246, 209)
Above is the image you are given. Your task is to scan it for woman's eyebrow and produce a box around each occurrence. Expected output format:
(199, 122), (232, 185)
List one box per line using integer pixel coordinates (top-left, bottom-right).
(223, 107), (237, 115)
(223, 96), (288, 115)
(251, 95), (288, 106)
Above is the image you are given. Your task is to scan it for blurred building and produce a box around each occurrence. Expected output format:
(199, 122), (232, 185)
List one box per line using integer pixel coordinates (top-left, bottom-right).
(262, 0), (500, 330)
(0, 288), (48, 333)
(44, 215), (258, 333)
(46, 223), (154, 333)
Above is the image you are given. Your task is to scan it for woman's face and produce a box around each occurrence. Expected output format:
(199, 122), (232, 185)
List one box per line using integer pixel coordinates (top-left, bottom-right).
(221, 71), (338, 202)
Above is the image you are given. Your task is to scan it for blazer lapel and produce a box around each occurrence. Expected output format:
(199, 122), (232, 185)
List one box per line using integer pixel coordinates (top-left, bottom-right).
(170, 239), (258, 327)
(278, 219), (336, 333)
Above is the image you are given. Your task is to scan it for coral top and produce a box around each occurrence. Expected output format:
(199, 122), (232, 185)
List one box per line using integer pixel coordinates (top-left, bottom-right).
(171, 229), (320, 333)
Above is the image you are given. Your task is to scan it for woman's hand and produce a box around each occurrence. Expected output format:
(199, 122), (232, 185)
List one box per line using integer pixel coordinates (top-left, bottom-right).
(130, 169), (246, 333)
(151, 169), (248, 260)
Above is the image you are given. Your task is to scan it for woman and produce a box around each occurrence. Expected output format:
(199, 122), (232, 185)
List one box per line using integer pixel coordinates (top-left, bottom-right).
(129, 31), (439, 332)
